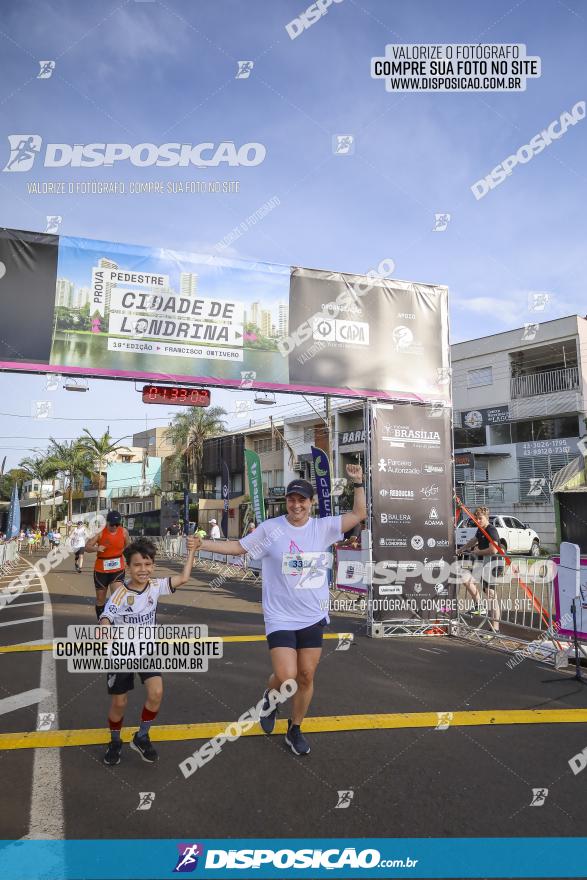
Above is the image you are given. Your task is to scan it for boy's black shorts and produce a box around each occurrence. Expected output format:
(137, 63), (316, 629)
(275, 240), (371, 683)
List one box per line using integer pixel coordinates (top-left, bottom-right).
(106, 671), (161, 695)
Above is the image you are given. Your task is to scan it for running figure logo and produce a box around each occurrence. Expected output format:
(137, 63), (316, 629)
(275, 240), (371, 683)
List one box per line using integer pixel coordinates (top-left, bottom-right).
(435, 712), (453, 730)
(46, 215), (62, 233)
(136, 791), (155, 811)
(432, 212), (451, 232)
(333, 134), (354, 155)
(173, 843), (204, 872)
(530, 788), (549, 806)
(335, 790), (354, 808)
(3, 135), (42, 172)
(236, 61), (254, 79)
(37, 60), (56, 79)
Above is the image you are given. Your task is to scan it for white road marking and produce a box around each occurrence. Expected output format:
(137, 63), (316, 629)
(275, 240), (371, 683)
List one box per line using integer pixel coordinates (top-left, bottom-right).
(0, 615), (47, 628)
(0, 589), (44, 597)
(0, 688), (52, 716)
(419, 647), (443, 654)
(0, 600), (45, 610)
(22, 561), (64, 840)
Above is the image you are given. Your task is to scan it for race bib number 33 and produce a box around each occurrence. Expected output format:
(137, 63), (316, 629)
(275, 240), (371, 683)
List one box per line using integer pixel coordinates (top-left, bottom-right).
(281, 552), (333, 575)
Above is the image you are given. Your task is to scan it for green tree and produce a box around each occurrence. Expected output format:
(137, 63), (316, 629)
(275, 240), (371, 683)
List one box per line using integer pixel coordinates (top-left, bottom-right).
(47, 440), (94, 523)
(80, 429), (132, 514)
(19, 456), (57, 526)
(165, 406), (227, 496)
(0, 468), (29, 501)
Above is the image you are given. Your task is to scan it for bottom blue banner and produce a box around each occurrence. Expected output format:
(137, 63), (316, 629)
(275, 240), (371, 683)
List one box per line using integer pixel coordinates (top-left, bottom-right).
(1, 838), (586, 879)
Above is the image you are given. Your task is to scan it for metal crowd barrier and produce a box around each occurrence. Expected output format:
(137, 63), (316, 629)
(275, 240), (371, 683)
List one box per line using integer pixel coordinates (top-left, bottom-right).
(451, 553), (560, 660)
(0, 539), (20, 574)
(149, 535), (256, 583)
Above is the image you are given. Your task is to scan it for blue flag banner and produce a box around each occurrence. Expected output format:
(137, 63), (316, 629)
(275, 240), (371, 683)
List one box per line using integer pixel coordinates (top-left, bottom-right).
(311, 446), (332, 517)
(6, 483), (20, 539)
(221, 459), (230, 537)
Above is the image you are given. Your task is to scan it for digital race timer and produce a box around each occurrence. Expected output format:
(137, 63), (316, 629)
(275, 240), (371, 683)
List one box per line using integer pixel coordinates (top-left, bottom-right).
(141, 385), (211, 407)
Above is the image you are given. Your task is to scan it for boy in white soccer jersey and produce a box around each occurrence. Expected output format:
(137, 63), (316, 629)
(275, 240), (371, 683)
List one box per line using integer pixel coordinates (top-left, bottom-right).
(194, 463), (366, 756)
(100, 535), (197, 766)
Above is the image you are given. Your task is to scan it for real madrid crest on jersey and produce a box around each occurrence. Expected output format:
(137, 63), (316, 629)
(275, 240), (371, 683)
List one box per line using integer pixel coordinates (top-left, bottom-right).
(127, 595), (135, 606)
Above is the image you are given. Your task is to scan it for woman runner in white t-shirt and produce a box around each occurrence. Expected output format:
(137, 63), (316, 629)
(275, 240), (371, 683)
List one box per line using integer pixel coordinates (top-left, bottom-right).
(194, 463), (366, 756)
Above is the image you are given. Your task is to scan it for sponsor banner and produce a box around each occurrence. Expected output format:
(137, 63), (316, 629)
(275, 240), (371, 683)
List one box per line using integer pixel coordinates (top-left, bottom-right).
(311, 445), (332, 517)
(370, 403), (455, 621)
(6, 483), (20, 538)
(287, 267), (449, 400)
(1, 837), (586, 878)
(244, 449), (266, 524)
(221, 459), (230, 537)
(461, 405), (509, 428)
(553, 553), (587, 640)
(0, 228), (450, 401)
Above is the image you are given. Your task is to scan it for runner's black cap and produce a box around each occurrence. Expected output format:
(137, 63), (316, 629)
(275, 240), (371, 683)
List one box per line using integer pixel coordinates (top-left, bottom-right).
(106, 510), (122, 525)
(285, 479), (314, 499)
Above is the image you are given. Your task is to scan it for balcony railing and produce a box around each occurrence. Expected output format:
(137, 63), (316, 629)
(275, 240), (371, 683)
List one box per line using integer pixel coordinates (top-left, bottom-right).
(510, 366), (579, 399)
(110, 484), (154, 498)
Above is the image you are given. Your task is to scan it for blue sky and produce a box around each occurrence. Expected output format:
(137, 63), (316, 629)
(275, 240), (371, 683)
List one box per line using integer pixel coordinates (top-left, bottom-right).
(0, 0), (585, 468)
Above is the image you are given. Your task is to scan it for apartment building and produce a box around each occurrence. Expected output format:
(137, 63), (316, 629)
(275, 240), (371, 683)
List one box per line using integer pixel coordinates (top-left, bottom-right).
(452, 315), (587, 549)
(283, 411), (330, 487)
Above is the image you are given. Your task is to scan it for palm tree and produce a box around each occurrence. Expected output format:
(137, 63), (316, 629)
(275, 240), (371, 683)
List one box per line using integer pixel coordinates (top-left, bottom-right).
(44, 455), (64, 529)
(47, 440), (94, 523)
(19, 456), (56, 526)
(165, 406), (227, 497)
(80, 429), (132, 514)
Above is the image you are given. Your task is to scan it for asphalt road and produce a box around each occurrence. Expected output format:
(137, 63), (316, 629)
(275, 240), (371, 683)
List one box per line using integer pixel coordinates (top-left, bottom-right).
(1, 548), (587, 862)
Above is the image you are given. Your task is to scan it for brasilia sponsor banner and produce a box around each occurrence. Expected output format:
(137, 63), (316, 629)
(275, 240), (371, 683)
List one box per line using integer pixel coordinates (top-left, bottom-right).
(310, 445), (332, 517)
(244, 449), (266, 524)
(0, 228), (450, 401)
(369, 402), (455, 622)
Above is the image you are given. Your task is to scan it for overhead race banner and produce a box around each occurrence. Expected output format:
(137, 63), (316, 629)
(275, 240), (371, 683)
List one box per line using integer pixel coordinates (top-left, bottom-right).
(0, 228), (450, 401)
(310, 445), (332, 517)
(244, 449), (266, 524)
(370, 402), (455, 622)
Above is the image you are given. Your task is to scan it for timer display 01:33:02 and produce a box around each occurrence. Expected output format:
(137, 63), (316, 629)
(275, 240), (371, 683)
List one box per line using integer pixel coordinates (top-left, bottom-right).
(141, 385), (211, 406)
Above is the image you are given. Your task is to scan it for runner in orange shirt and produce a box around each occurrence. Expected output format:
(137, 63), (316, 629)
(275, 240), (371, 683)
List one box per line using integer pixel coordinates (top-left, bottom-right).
(84, 510), (130, 620)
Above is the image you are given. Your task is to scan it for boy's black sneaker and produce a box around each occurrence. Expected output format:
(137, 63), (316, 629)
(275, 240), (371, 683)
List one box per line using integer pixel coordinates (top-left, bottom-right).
(103, 739), (122, 766)
(285, 720), (311, 756)
(259, 688), (279, 735)
(130, 732), (158, 763)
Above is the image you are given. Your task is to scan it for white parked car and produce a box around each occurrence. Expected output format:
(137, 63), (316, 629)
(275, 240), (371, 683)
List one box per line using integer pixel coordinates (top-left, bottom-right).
(456, 515), (541, 556)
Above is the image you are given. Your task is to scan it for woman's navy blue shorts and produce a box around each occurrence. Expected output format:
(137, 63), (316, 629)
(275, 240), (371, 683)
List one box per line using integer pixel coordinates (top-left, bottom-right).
(267, 618), (327, 650)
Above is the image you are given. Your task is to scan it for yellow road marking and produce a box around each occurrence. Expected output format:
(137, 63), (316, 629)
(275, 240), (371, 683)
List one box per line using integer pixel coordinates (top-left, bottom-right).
(0, 633), (350, 654)
(1, 708), (586, 751)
